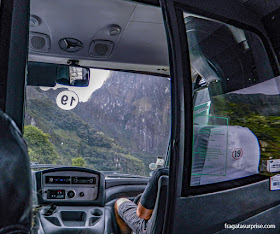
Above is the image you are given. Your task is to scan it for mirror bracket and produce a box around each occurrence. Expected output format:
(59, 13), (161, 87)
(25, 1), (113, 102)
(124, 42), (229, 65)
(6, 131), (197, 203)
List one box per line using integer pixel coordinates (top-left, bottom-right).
(67, 60), (79, 66)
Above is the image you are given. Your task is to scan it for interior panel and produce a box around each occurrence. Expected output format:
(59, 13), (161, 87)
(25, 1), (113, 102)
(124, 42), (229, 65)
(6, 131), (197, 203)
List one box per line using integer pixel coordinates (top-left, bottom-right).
(28, 0), (169, 74)
(174, 180), (280, 233)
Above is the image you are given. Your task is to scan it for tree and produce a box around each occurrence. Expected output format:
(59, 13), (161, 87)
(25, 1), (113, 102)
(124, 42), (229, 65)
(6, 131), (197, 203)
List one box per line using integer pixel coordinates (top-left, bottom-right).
(72, 157), (86, 167)
(23, 125), (58, 164)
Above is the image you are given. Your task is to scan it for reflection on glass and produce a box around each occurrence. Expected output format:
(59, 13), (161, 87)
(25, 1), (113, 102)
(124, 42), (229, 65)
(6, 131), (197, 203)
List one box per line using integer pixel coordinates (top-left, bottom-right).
(185, 14), (276, 186)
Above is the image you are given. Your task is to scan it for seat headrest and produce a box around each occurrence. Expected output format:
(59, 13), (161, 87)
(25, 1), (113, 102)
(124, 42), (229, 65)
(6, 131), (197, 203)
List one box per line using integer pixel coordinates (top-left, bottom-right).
(0, 111), (32, 234)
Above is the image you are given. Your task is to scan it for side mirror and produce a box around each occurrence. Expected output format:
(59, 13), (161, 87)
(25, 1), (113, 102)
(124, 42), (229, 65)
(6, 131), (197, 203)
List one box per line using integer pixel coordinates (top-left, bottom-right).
(156, 156), (165, 168)
(149, 156), (165, 172)
(149, 163), (157, 171)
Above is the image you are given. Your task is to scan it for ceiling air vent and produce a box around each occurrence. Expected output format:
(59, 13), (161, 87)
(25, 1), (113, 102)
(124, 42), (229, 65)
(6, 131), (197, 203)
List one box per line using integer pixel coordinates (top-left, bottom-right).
(89, 40), (114, 58)
(29, 32), (50, 53)
(59, 38), (83, 52)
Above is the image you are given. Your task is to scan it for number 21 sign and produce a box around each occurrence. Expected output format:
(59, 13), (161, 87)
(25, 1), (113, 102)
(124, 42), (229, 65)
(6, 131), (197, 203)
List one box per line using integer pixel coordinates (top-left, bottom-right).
(56, 90), (79, 110)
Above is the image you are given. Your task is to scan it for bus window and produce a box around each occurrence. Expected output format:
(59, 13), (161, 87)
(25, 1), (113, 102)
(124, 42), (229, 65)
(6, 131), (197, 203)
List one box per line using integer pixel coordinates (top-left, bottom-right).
(185, 15), (276, 186)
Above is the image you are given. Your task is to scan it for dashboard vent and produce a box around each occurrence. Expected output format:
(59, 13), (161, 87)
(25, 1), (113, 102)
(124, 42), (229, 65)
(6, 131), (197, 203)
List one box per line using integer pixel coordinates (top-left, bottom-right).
(29, 32), (50, 53)
(89, 40), (114, 58)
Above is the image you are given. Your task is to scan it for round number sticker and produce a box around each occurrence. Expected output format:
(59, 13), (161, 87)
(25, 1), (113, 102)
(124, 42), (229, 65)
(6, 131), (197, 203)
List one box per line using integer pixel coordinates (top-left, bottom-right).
(232, 148), (243, 160)
(56, 90), (79, 110)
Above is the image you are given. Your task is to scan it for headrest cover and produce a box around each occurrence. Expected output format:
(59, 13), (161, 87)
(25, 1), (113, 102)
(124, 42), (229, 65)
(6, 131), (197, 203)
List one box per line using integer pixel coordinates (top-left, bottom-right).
(0, 111), (32, 233)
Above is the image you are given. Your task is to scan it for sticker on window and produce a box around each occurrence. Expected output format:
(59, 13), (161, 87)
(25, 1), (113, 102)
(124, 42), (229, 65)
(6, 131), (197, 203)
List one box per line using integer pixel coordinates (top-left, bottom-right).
(56, 90), (79, 110)
(232, 148), (243, 160)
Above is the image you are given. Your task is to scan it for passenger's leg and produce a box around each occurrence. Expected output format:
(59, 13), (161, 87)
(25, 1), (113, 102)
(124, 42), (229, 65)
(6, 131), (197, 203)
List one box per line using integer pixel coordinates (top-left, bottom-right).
(114, 198), (132, 234)
(115, 198), (147, 234)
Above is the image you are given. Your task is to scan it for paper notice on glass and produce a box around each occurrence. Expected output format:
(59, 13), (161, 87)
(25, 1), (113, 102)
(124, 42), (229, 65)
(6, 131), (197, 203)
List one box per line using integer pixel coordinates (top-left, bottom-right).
(192, 116), (260, 185)
(192, 115), (229, 177)
(267, 159), (280, 173)
(270, 174), (280, 191)
(200, 126), (228, 176)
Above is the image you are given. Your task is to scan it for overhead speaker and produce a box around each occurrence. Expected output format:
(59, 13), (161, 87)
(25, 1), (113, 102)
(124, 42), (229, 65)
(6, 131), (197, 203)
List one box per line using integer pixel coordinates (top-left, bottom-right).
(29, 32), (50, 53)
(89, 40), (114, 58)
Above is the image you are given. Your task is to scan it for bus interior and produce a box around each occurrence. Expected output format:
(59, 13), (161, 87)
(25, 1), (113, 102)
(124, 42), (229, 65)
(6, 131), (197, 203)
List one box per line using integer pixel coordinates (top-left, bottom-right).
(1, 0), (280, 233)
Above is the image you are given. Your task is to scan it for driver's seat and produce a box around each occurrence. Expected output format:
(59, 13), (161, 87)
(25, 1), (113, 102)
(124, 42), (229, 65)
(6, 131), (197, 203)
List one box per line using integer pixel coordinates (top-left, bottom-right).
(146, 175), (168, 234)
(0, 111), (32, 233)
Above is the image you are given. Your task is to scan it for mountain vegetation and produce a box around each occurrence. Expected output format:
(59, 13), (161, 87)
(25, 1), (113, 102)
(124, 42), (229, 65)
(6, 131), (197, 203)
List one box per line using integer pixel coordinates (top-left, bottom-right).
(24, 125), (58, 164)
(74, 72), (171, 172)
(72, 157), (86, 167)
(24, 72), (171, 176)
(24, 88), (145, 175)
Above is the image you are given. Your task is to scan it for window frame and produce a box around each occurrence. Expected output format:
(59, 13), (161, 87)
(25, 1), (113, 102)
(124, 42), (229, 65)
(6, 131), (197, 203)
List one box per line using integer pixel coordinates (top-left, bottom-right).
(0, 0), (30, 131)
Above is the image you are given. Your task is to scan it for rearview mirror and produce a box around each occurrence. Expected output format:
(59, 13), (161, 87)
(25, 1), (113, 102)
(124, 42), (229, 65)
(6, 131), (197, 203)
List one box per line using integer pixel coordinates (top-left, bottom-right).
(57, 65), (90, 87)
(27, 62), (90, 87)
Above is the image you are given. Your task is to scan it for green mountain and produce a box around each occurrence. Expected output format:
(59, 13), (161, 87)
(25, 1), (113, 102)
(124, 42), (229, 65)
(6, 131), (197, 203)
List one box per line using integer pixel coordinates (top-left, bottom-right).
(24, 88), (145, 175)
(74, 72), (171, 173)
(24, 72), (171, 176)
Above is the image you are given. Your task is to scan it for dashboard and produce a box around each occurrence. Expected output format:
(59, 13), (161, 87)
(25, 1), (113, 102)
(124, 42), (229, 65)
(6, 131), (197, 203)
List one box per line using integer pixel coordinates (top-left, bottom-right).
(32, 167), (147, 234)
(43, 172), (99, 201)
(33, 167), (106, 233)
(35, 167), (105, 206)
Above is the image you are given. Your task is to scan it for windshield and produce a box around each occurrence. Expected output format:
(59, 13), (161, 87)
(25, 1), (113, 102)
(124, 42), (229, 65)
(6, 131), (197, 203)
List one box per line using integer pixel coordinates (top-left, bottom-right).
(24, 68), (171, 177)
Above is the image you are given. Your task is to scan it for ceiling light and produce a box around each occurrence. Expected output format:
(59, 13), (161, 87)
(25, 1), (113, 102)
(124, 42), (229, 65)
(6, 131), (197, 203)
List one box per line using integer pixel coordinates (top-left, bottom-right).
(30, 15), (40, 27)
(107, 25), (121, 36)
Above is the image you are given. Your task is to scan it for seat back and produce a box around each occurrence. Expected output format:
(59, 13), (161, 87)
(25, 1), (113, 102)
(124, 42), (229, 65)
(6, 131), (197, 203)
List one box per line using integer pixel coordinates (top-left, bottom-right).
(0, 111), (32, 234)
(147, 175), (168, 234)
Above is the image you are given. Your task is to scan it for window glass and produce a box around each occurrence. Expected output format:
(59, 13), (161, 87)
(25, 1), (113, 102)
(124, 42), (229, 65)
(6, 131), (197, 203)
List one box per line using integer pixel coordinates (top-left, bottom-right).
(24, 68), (171, 177)
(184, 15), (277, 186)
